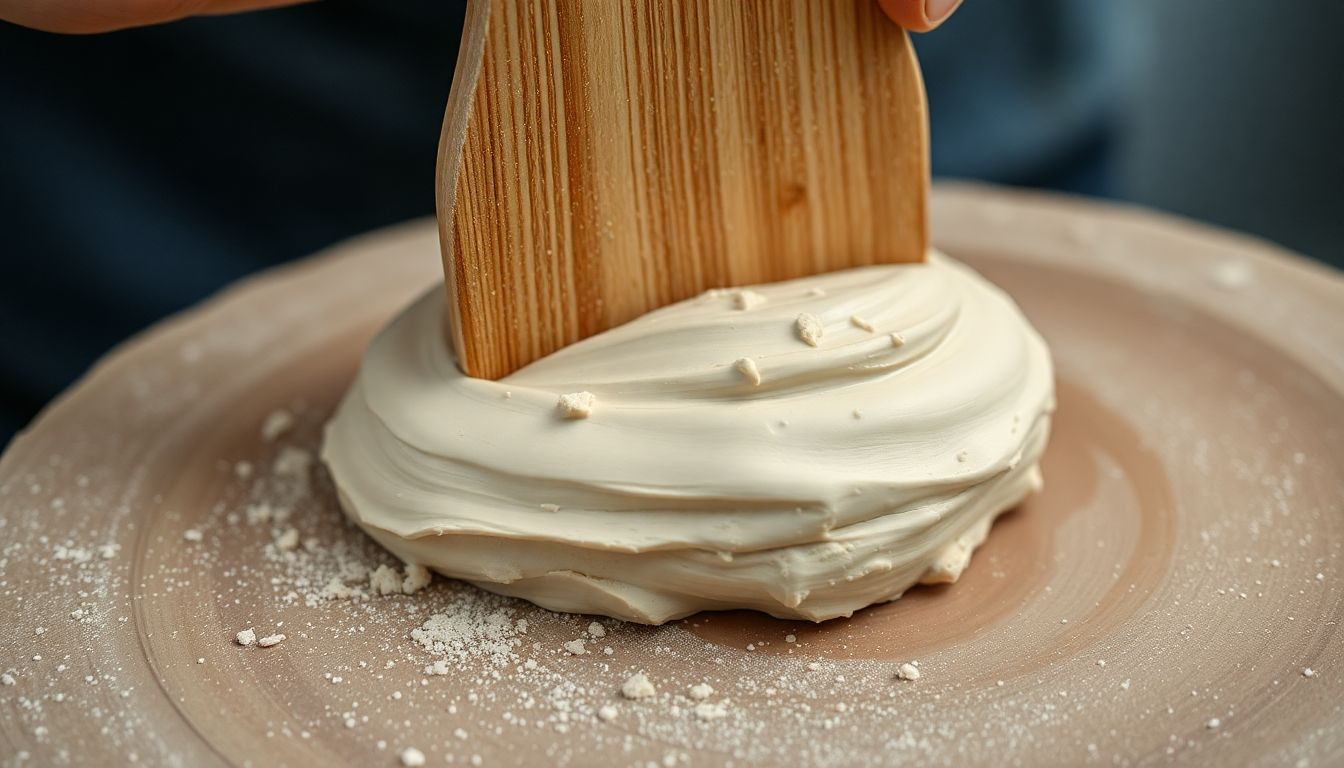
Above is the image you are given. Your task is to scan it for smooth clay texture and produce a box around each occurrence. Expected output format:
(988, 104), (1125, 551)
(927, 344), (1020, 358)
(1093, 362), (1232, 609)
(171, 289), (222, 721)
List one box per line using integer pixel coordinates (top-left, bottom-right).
(322, 252), (1055, 623)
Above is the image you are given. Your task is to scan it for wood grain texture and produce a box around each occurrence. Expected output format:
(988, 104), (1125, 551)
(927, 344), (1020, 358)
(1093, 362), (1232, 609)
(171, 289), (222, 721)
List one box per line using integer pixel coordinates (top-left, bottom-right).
(437, 0), (929, 379)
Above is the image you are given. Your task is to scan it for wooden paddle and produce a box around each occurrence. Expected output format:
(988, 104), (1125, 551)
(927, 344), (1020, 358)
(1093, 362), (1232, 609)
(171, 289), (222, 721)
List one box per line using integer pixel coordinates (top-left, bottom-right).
(437, 0), (929, 380)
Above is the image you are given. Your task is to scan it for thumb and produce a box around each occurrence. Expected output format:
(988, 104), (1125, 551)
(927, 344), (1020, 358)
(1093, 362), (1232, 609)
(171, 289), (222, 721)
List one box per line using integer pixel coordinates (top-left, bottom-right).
(877, 0), (963, 32)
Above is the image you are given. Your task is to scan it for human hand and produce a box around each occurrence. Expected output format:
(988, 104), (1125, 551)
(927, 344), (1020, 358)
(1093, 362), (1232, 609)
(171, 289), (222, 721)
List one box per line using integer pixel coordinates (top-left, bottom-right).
(878, 0), (963, 32)
(0, 0), (307, 34)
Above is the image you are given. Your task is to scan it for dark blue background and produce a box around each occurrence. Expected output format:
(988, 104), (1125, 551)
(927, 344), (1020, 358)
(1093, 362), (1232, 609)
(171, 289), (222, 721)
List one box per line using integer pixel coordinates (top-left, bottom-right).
(2, 0), (1341, 445)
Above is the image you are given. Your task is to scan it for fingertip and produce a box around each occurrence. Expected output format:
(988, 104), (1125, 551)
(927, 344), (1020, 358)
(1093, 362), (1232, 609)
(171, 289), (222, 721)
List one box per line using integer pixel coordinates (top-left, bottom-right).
(878, 0), (963, 32)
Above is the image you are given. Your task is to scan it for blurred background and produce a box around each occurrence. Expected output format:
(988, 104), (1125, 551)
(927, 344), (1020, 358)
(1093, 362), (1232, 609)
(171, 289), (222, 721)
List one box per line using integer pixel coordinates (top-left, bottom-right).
(1, 0), (1342, 444)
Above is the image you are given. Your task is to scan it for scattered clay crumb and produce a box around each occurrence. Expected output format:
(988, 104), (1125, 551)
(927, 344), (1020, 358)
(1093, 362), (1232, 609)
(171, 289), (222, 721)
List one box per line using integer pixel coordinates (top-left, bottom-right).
(564, 639), (587, 656)
(261, 409), (295, 442)
(897, 663), (921, 681)
(274, 527), (300, 552)
(400, 747), (426, 767)
(587, 622), (607, 639)
(273, 446), (312, 479)
(621, 671), (656, 699)
(235, 628), (256, 647)
(956, 451), (969, 463)
(694, 702), (728, 721)
(257, 633), (287, 648)
(182, 529), (203, 543)
(785, 634), (797, 644)
(849, 315), (875, 332)
(890, 332), (906, 347)
(557, 392), (596, 419)
(732, 289), (766, 310)
(540, 503), (560, 513)
(1096, 660), (1107, 667)
(807, 287), (826, 297)
(688, 683), (714, 701)
(796, 313), (823, 347)
(2, 672), (16, 686)
(369, 564), (403, 596)
(1206, 717), (1221, 730)
(597, 705), (619, 722)
(234, 460), (253, 479)
(98, 544), (119, 560)
(402, 564), (432, 595)
(1303, 668), (1316, 678)
(734, 358), (762, 386)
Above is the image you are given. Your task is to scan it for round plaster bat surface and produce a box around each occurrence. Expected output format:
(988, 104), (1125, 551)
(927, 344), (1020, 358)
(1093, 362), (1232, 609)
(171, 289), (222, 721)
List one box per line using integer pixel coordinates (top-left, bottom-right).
(1, 185), (1340, 766)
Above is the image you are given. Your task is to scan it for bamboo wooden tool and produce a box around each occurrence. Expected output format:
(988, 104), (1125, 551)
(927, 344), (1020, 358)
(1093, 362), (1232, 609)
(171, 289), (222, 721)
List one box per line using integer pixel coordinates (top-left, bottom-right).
(437, 0), (929, 380)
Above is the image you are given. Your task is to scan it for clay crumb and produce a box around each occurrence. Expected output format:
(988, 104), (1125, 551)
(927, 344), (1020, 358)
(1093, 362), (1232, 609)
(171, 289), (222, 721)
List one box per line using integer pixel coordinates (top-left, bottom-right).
(563, 639), (587, 656)
(796, 313), (823, 347)
(897, 662), (921, 681)
(261, 409), (295, 442)
(369, 564), (403, 596)
(808, 287), (826, 297)
(597, 705), (619, 722)
(257, 633), (287, 648)
(1206, 717), (1221, 730)
(587, 622), (607, 639)
(849, 315), (875, 332)
(694, 702), (728, 720)
(400, 747), (426, 767)
(956, 451), (969, 463)
(621, 671), (656, 699)
(402, 564), (432, 595)
(732, 290), (766, 310)
(557, 392), (596, 419)
(274, 527), (300, 552)
(540, 503), (560, 513)
(1302, 668), (1316, 678)
(235, 628), (257, 646)
(688, 683), (714, 701)
(890, 332), (906, 347)
(734, 358), (762, 386)
(182, 529), (203, 543)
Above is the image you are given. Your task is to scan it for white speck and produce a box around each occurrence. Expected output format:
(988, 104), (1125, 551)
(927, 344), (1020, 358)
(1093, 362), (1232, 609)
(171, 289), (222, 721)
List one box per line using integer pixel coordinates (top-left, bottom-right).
(1316, 573), (1325, 582)
(597, 705), (619, 722)
(734, 357), (762, 386)
(182, 529), (203, 543)
(796, 313), (823, 347)
(687, 683), (714, 701)
(274, 528), (300, 552)
(1060, 618), (1069, 624)
(557, 392), (596, 419)
(694, 702), (728, 720)
(1207, 717), (1221, 730)
(261, 409), (295, 442)
(196, 657), (205, 665)
(1, 673), (15, 686)
(621, 672), (656, 699)
(785, 634), (797, 644)
(1096, 660), (1106, 667)
(897, 663), (921, 681)
(257, 634), (286, 648)
(399, 747), (426, 767)
(1211, 261), (1253, 290)
(1303, 668), (1316, 678)
(849, 315), (875, 332)
(234, 461), (253, 479)
(732, 289), (766, 310)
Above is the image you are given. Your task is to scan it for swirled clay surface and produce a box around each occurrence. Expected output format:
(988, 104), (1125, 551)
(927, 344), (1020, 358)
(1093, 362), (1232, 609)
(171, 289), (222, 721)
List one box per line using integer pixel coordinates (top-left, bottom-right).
(322, 252), (1055, 623)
